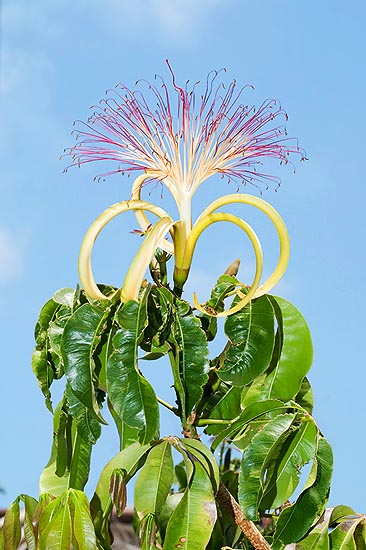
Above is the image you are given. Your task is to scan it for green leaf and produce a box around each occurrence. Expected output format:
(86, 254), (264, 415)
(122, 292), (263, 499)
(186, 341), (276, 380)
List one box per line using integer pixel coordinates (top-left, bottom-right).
(168, 297), (209, 418)
(329, 506), (358, 525)
(62, 303), (106, 424)
(295, 377), (314, 413)
(108, 399), (140, 450)
(204, 385), (243, 436)
(329, 521), (358, 550)
(107, 298), (159, 444)
(164, 461), (216, 550)
(65, 384), (102, 445)
(21, 495), (38, 550)
(268, 296), (313, 401)
(91, 442), (151, 515)
(40, 400), (92, 494)
(211, 398), (287, 451)
(39, 494), (72, 550)
(69, 490), (97, 550)
(135, 440), (174, 519)
(296, 515), (330, 550)
(2, 498), (21, 550)
(197, 274), (240, 340)
(260, 418), (318, 510)
(238, 413), (296, 520)
(220, 295), (275, 386)
(178, 438), (220, 493)
(273, 436), (333, 548)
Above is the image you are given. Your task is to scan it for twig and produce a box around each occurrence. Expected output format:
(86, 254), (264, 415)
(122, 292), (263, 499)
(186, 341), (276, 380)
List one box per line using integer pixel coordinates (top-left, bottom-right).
(216, 482), (272, 550)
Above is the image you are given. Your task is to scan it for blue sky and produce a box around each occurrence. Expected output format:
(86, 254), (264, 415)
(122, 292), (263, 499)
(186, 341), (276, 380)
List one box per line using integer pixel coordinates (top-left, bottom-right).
(1, 0), (365, 513)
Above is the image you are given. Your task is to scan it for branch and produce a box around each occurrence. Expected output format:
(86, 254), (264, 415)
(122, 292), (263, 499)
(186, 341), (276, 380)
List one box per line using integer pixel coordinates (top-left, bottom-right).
(216, 482), (272, 550)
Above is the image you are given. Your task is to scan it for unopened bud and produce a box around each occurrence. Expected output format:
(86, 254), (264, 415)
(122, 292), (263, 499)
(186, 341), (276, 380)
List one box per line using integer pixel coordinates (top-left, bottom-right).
(224, 258), (240, 276)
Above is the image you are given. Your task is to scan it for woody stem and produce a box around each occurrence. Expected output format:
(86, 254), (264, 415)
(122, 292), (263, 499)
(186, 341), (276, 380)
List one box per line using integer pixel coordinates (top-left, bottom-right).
(216, 482), (272, 550)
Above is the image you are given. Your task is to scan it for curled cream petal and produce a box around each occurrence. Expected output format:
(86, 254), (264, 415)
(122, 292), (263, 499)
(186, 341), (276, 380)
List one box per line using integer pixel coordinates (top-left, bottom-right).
(197, 194), (290, 298)
(131, 174), (175, 255)
(78, 199), (174, 301)
(183, 212), (263, 317)
(120, 217), (174, 302)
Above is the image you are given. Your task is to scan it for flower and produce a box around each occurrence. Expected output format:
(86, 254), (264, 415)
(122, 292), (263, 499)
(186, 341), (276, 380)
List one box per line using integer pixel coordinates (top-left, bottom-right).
(65, 60), (304, 198)
(69, 63), (304, 316)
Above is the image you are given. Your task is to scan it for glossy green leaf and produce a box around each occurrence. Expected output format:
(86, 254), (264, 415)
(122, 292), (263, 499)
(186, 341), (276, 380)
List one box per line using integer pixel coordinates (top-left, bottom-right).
(32, 298), (59, 411)
(62, 303), (106, 424)
(211, 398), (287, 451)
(65, 384), (102, 445)
(40, 401), (92, 495)
(108, 399), (140, 449)
(135, 440), (174, 519)
(268, 296), (313, 401)
(164, 461), (216, 550)
(69, 490), (97, 549)
(204, 385), (242, 436)
(107, 298), (159, 444)
(220, 295), (275, 386)
(295, 377), (314, 413)
(178, 438), (220, 493)
(260, 418), (318, 510)
(238, 413), (295, 520)
(168, 297), (209, 417)
(273, 436), (333, 548)
(197, 274), (239, 340)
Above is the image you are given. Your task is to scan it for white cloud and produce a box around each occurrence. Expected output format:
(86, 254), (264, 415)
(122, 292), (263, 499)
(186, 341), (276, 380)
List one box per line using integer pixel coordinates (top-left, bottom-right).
(108, 0), (222, 38)
(0, 228), (23, 284)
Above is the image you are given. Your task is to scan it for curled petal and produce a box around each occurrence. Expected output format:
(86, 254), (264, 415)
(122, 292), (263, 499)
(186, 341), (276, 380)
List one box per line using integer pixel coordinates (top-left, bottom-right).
(180, 212), (263, 317)
(78, 200), (174, 301)
(197, 194), (290, 299)
(131, 174), (175, 255)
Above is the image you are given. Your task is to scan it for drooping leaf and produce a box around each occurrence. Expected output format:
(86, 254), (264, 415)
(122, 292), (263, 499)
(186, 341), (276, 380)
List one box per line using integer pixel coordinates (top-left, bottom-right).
(260, 417), (318, 510)
(294, 377), (314, 413)
(39, 494), (72, 550)
(69, 490), (97, 550)
(238, 413), (296, 520)
(164, 461), (217, 550)
(268, 296), (313, 401)
(40, 400), (92, 495)
(2, 498), (21, 550)
(273, 436), (333, 548)
(107, 297), (159, 444)
(65, 384), (102, 445)
(21, 495), (38, 550)
(178, 438), (220, 493)
(91, 442), (151, 516)
(135, 440), (174, 519)
(32, 298), (60, 411)
(62, 303), (106, 424)
(168, 296), (209, 418)
(219, 295), (275, 386)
